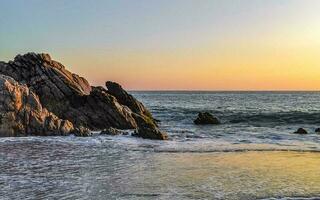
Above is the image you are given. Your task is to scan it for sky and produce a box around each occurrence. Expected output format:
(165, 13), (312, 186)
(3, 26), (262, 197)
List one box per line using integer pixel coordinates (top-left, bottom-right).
(0, 0), (320, 90)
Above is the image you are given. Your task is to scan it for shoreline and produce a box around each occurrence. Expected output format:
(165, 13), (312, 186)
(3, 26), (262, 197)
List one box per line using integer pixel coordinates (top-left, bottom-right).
(1, 135), (320, 154)
(1, 136), (320, 199)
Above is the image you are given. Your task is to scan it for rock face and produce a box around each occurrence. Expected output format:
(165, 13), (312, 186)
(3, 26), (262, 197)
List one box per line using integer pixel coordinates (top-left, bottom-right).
(0, 53), (167, 140)
(194, 112), (221, 125)
(106, 81), (154, 120)
(0, 75), (74, 136)
(294, 128), (308, 134)
(105, 82), (168, 140)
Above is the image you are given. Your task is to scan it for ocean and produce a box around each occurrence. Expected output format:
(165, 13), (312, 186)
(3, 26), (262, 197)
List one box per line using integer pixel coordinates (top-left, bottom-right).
(1, 92), (320, 199)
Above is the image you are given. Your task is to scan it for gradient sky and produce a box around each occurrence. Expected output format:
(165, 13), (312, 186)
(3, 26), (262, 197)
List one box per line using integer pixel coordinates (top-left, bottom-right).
(1, 0), (320, 90)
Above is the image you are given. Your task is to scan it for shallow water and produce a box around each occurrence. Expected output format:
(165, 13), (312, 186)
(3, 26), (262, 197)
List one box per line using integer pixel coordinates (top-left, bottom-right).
(1, 136), (320, 200)
(1, 92), (320, 199)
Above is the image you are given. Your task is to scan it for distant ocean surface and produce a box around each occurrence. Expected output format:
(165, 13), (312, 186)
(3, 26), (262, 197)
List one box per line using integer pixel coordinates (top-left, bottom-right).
(1, 91), (320, 200)
(133, 91), (320, 152)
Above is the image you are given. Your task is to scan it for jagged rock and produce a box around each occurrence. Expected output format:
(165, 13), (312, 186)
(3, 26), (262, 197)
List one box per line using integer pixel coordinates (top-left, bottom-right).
(315, 128), (320, 133)
(61, 86), (138, 130)
(105, 82), (169, 140)
(0, 53), (139, 130)
(194, 112), (221, 125)
(0, 75), (74, 136)
(0, 53), (167, 140)
(132, 114), (168, 140)
(73, 126), (92, 137)
(294, 128), (308, 134)
(106, 81), (154, 120)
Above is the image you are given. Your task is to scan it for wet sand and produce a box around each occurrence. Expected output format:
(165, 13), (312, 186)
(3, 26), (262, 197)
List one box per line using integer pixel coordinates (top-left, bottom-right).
(125, 151), (320, 199)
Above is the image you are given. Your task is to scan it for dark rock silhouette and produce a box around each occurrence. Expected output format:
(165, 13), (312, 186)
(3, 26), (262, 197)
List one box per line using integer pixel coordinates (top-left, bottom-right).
(315, 128), (320, 133)
(0, 53), (167, 140)
(294, 128), (308, 134)
(194, 112), (221, 125)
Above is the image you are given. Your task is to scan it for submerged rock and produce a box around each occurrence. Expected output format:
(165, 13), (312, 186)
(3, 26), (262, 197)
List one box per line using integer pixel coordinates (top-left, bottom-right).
(293, 128), (308, 134)
(0, 53), (167, 140)
(100, 127), (129, 136)
(194, 112), (221, 125)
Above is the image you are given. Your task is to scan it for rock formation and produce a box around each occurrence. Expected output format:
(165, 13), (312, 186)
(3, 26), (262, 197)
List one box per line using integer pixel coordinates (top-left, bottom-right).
(315, 128), (320, 133)
(106, 81), (154, 120)
(194, 112), (221, 125)
(0, 53), (168, 140)
(132, 114), (168, 140)
(0, 75), (74, 136)
(293, 128), (308, 134)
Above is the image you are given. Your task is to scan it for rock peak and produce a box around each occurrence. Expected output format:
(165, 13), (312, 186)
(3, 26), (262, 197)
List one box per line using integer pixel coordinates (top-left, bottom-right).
(14, 52), (52, 63)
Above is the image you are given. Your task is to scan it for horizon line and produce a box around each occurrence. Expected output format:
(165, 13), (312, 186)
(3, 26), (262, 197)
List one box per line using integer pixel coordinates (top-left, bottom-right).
(128, 89), (320, 92)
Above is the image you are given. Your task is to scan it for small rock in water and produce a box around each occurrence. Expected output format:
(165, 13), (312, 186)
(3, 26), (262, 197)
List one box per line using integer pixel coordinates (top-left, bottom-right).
(194, 112), (221, 125)
(315, 128), (320, 133)
(293, 128), (308, 134)
(73, 126), (92, 137)
(100, 127), (128, 136)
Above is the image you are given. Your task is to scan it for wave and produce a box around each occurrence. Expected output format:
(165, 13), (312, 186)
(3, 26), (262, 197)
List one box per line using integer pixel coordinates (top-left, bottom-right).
(228, 111), (320, 124)
(152, 109), (320, 125)
(153, 148), (320, 153)
(261, 197), (320, 200)
(1, 134), (320, 154)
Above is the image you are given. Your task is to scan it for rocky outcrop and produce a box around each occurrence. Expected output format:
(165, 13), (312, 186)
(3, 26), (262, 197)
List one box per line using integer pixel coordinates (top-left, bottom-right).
(106, 81), (154, 121)
(132, 114), (168, 140)
(105, 81), (169, 139)
(194, 112), (221, 125)
(293, 128), (308, 134)
(0, 53), (137, 130)
(0, 53), (167, 140)
(315, 128), (320, 133)
(0, 75), (75, 136)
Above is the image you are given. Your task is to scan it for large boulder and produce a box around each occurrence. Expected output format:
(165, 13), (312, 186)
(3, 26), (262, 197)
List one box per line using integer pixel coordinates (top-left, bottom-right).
(194, 112), (221, 125)
(315, 128), (320, 133)
(0, 75), (75, 136)
(0, 53), (167, 140)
